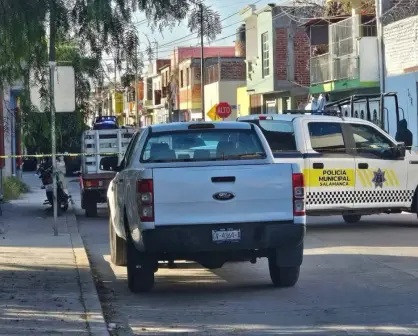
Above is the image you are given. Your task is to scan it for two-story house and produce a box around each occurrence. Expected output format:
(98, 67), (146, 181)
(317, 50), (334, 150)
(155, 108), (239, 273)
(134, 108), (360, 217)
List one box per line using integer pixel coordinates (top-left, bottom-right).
(240, 4), (311, 114)
(142, 59), (170, 125)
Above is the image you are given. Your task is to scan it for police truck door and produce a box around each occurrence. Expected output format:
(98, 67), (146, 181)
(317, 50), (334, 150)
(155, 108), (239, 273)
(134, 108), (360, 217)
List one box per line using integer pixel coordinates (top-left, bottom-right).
(348, 122), (408, 209)
(304, 121), (356, 213)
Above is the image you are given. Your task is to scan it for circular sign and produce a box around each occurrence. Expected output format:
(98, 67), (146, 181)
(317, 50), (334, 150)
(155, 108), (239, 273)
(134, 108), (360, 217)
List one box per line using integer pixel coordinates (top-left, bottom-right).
(216, 102), (232, 119)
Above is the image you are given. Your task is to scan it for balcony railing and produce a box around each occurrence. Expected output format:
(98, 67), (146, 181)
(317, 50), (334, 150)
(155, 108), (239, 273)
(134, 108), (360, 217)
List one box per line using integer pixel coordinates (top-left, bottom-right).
(310, 53), (359, 85)
(311, 53), (330, 84)
(333, 56), (358, 82)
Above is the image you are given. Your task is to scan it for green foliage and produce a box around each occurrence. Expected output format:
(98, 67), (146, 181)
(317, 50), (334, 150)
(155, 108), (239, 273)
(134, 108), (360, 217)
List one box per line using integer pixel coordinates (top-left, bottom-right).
(2, 176), (29, 201)
(188, 2), (222, 42)
(0, 0), (223, 151)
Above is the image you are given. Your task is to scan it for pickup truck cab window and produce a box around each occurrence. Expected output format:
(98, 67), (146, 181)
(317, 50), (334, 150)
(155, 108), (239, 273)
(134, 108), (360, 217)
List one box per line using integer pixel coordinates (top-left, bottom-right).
(119, 131), (140, 169)
(308, 122), (346, 154)
(241, 120), (297, 153)
(140, 129), (266, 163)
(349, 123), (394, 159)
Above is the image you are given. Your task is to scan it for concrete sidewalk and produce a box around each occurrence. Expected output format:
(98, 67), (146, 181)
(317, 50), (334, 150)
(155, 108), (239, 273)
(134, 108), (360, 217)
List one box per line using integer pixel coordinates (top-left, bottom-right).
(0, 173), (109, 335)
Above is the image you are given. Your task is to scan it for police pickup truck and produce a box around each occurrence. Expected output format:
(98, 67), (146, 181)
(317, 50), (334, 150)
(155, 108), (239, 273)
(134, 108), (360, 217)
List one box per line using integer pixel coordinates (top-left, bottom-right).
(238, 114), (418, 224)
(101, 122), (305, 292)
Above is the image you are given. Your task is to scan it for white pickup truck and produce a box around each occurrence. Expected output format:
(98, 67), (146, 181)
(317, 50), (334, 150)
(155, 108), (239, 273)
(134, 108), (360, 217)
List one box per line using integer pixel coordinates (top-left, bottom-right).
(238, 114), (418, 223)
(102, 122), (306, 293)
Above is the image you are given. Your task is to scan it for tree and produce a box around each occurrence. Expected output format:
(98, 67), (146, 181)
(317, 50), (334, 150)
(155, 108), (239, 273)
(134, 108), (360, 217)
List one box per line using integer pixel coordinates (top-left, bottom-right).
(0, 0), (221, 86)
(0, 0), (223, 149)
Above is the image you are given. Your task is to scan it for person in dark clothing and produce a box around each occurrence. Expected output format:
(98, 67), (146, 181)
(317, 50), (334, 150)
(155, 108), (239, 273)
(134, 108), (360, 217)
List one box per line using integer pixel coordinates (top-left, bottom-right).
(395, 119), (413, 149)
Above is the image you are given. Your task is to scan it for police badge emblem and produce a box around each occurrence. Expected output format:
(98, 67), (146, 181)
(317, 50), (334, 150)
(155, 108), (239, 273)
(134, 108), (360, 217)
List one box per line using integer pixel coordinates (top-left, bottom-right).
(372, 168), (386, 188)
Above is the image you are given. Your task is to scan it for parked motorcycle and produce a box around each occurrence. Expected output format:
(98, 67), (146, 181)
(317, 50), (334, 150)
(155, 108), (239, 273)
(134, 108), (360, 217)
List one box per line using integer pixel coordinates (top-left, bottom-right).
(37, 160), (70, 212)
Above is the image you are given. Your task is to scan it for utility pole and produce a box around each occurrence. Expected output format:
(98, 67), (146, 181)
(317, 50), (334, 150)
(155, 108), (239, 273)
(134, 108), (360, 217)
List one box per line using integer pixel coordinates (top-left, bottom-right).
(49, 3), (58, 236)
(200, 3), (205, 120)
(135, 42), (140, 128)
(376, 0), (385, 94)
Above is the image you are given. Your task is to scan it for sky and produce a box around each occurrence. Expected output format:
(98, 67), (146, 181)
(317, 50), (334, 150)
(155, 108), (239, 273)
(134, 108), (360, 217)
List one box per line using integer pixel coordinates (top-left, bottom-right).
(101, 0), (276, 83)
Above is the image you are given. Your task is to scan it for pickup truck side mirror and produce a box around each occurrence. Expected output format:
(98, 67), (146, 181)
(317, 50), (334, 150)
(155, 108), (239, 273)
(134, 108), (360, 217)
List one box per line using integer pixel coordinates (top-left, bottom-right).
(100, 156), (120, 172)
(394, 142), (406, 158)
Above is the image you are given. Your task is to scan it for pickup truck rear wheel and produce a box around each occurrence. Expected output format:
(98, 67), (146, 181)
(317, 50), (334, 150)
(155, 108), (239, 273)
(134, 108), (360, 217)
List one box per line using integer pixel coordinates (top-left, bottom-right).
(342, 214), (362, 224)
(109, 217), (127, 266)
(126, 234), (155, 293)
(268, 264), (300, 287)
(268, 252), (300, 287)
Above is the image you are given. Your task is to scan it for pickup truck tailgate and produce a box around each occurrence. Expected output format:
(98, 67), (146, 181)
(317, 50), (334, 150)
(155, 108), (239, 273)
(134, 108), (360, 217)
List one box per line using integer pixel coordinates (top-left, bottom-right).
(153, 164), (293, 226)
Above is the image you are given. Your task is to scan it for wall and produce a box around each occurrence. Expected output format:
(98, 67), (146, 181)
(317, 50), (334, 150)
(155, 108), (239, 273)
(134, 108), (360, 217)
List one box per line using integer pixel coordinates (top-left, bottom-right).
(204, 82), (219, 121)
(384, 16), (418, 76)
(293, 29), (310, 88)
(179, 63), (201, 111)
(203, 81), (245, 121)
(206, 60), (246, 85)
(237, 86), (250, 117)
(171, 47), (236, 68)
(219, 81), (245, 121)
(246, 10), (274, 93)
(245, 15), (258, 62)
(359, 37), (379, 82)
(385, 73), (418, 145)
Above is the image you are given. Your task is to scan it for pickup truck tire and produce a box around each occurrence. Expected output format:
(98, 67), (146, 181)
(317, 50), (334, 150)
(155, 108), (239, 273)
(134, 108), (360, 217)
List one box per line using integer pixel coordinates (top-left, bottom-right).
(109, 217), (127, 266)
(268, 250), (300, 287)
(268, 262), (300, 287)
(342, 214), (362, 224)
(126, 234), (155, 293)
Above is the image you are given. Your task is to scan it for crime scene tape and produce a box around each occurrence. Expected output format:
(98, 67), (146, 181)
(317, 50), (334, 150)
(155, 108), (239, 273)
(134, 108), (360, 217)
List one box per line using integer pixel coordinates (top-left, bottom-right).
(0, 152), (125, 159)
(1, 145), (417, 159)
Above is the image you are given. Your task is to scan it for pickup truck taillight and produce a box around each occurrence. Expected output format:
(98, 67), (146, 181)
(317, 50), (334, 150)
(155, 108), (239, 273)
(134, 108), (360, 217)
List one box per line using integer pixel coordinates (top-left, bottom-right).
(84, 179), (103, 188)
(137, 179), (154, 222)
(292, 173), (305, 217)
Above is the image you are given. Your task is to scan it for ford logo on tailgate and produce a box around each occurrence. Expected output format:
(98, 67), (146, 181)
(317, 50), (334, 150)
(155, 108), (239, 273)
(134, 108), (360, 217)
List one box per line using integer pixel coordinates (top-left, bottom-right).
(213, 192), (235, 201)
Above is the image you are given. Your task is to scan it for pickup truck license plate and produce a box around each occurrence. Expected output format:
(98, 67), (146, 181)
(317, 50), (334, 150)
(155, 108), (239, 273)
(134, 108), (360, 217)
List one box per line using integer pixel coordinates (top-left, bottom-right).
(212, 229), (241, 242)
(45, 184), (53, 192)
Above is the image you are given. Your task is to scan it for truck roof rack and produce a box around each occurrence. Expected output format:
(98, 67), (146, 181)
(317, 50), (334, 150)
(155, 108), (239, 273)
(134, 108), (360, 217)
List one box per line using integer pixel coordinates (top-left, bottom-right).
(282, 109), (343, 117)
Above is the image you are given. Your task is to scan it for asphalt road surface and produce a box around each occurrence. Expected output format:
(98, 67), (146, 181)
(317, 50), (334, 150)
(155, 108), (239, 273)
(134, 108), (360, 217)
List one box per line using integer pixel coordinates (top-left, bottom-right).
(68, 180), (418, 336)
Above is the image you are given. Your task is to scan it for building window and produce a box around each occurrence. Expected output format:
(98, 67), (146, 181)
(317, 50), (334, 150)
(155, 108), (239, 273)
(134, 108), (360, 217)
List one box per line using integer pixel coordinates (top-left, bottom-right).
(180, 70), (184, 88)
(261, 32), (269, 77)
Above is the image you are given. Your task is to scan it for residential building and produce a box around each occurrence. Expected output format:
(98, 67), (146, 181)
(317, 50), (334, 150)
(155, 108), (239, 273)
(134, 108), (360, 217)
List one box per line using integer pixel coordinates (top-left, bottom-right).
(169, 46), (236, 121)
(204, 56), (246, 121)
(123, 80), (144, 126)
(240, 4), (311, 114)
(306, 0), (380, 102)
(159, 64), (171, 123)
(142, 59), (171, 125)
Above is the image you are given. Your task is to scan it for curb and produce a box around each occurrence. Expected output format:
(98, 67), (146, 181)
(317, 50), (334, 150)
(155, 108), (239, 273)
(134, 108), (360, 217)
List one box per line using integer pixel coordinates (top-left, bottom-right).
(65, 208), (110, 336)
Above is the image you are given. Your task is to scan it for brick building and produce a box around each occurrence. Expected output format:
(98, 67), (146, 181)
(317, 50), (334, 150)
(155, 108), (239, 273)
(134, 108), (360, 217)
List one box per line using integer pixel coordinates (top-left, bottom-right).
(204, 57), (246, 121)
(178, 55), (246, 121)
(239, 4), (311, 114)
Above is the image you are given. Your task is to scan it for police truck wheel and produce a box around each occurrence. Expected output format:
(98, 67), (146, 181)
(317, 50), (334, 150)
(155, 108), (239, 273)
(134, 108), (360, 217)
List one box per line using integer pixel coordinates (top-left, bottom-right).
(109, 216), (127, 266)
(126, 234), (155, 293)
(342, 214), (362, 224)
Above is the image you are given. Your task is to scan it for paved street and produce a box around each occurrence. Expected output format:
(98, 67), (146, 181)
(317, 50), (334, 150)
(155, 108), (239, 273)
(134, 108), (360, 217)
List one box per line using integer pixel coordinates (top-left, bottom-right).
(69, 180), (418, 336)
